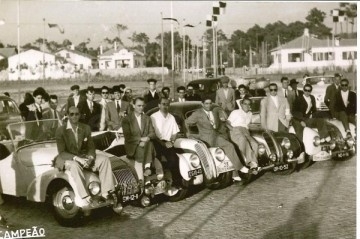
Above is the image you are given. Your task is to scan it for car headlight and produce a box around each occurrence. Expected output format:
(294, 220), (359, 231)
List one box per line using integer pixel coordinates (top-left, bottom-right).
(258, 144), (266, 155)
(313, 136), (321, 146)
(346, 137), (355, 147)
(286, 150), (294, 159)
(329, 140), (336, 150)
(88, 181), (101, 196)
(214, 148), (225, 162)
(269, 154), (277, 162)
(281, 137), (291, 149)
(190, 154), (200, 168)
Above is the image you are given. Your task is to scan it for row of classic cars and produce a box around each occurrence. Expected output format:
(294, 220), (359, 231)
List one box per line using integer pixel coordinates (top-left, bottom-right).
(0, 75), (355, 227)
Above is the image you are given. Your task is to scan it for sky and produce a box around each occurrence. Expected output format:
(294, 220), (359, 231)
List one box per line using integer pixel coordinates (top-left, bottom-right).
(0, 1), (347, 48)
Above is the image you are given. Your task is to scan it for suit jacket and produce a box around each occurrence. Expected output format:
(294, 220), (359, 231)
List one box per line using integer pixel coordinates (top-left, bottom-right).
(292, 94), (316, 121)
(324, 83), (339, 115)
(215, 88), (235, 112)
(185, 107), (222, 146)
(260, 95), (291, 131)
(334, 90), (356, 115)
(105, 100), (130, 130)
(288, 89), (303, 111)
(77, 100), (102, 131)
(122, 112), (156, 157)
(65, 94), (86, 112)
(55, 122), (95, 170)
(144, 90), (160, 104)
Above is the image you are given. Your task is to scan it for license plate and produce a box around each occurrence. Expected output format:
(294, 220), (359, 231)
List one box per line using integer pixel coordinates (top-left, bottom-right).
(188, 168), (202, 177)
(337, 152), (350, 159)
(217, 161), (235, 174)
(313, 151), (331, 162)
(273, 164), (289, 172)
(122, 193), (139, 203)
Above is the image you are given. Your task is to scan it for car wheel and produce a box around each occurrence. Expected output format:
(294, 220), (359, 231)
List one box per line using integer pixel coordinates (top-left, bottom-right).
(298, 154), (313, 169)
(168, 188), (189, 202)
(272, 161), (297, 175)
(206, 171), (232, 190)
(52, 186), (83, 227)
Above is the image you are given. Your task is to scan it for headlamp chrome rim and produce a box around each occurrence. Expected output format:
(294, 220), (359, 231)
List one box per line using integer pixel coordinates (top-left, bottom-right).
(281, 137), (291, 149)
(189, 153), (201, 168)
(88, 181), (101, 196)
(214, 148), (225, 162)
(258, 144), (266, 155)
(313, 136), (321, 146)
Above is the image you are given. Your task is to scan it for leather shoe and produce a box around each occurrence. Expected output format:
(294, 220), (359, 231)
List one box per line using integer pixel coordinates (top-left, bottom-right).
(232, 176), (242, 182)
(144, 168), (152, 177)
(156, 173), (164, 180)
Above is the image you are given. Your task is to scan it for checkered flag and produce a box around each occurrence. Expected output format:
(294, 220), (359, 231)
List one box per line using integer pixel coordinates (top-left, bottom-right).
(331, 9), (346, 22)
(206, 15), (218, 27)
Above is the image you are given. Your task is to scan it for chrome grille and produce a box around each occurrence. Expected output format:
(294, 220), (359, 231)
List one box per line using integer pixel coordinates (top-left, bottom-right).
(263, 132), (276, 153)
(113, 168), (140, 196)
(195, 142), (213, 180)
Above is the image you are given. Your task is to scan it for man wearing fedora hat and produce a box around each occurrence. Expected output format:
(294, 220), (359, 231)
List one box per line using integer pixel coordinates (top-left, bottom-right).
(215, 76), (235, 115)
(65, 84), (86, 113)
(288, 78), (303, 111)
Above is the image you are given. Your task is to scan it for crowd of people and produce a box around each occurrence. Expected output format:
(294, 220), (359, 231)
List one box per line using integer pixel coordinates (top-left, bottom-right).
(9, 72), (356, 206)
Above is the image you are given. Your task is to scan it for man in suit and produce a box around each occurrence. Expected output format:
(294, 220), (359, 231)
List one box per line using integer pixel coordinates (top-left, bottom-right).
(65, 85), (86, 113)
(175, 86), (186, 102)
(105, 86), (130, 130)
(288, 78), (303, 111)
(277, 76), (290, 99)
(78, 86), (102, 132)
(98, 86), (112, 131)
(185, 96), (249, 182)
(334, 78), (356, 137)
(324, 73), (341, 118)
(260, 83), (292, 132)
(144, 78), (160, 104)
(24, 89), (43, 140)
(185, 85), (202, 101)
(161, 87), (174, 102)
(55, 106), (116, 207)
(122, 97), (163, 183)
(42, 94), (61, 137)
(215, 76), (235, 114)
(291, 84), (331, 142)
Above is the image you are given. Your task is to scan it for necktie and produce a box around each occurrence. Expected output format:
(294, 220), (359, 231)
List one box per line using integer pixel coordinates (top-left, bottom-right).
(284, 89), (287, 98)
(89, 102), (93, 113)
(117, 100), (121, 113)
(206, 112), (215, 129)
(53, 109), (57, 119)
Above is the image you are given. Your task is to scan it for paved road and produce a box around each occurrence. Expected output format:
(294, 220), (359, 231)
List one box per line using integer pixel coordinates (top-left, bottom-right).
(0, 156), (355, 239)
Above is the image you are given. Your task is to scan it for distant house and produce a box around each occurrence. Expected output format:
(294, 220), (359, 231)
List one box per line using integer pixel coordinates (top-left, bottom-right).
(98, 43), (146, 69)
(56, 48), (97, 70)
(269, 35), (357, 73)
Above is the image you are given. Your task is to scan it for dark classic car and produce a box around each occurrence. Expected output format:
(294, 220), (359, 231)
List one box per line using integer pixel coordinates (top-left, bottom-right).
(0, 96), (22, 141)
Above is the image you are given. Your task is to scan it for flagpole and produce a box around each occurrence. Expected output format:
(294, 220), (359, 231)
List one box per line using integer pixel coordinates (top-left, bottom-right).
(170, 1), (175, 98)
(212, 25), (216, 78)
(17, 0), (20, 81)
(161, 12), (164, 87)
(182, 19), (186, 83)
(42, 18), (45, 85)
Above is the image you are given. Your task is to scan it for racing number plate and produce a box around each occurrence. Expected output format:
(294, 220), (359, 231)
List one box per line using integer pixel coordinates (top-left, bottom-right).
(122, 193), (139, 203)
(273, 164), (289, 172)
(313, 151), (331, 162)
(217, 161), (235, 174)
(188, 168), (202, 177)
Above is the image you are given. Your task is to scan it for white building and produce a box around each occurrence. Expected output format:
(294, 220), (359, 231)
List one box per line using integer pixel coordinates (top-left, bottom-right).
(98, 43), (146, 69)
(56, 48), (97, 69)
(269, 35), (357, 73)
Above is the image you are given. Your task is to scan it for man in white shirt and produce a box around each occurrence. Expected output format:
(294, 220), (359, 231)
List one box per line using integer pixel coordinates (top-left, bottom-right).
(227, 97), (260, 174)
(151, 97), (182, 186)
(278, 77), (290, 99)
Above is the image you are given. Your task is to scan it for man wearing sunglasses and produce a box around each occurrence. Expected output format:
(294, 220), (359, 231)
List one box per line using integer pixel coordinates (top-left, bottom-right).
(291, 84), (331, 142)
(260, 83), (292, 132)
(334, 79), (356, 138)
(98, 86), (111, 131)
(324, 73), (342, 118)
(55, 106), (116, 207)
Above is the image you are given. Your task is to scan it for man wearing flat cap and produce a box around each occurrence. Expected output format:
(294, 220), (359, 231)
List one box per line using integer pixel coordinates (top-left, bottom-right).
(288, 78), (303, 112)
(215, 76), (235, 114)
(144, 78), (160, 104)
(105, 86), (130, 130)
(66, 84), (86, 113)
(324, 73), (341, 118)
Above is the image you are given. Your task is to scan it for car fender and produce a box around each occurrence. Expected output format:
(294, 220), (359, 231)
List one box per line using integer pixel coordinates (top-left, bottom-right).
(27, 168), (100, 203)
(177, 153), (203, 185)
(327, 119), (356, 138)
(208, 147), (234, 177)
(290, 126), (321, 155)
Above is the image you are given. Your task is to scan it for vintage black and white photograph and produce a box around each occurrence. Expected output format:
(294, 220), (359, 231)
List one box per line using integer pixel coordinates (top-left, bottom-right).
(0, 1), (357, 238)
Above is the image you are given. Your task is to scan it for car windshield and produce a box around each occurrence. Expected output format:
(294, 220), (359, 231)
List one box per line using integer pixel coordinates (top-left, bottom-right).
(306, 77), (333, 85)
(8, 119), (62, 148)
(249, 97), (262, 114)
(0, 99), (20, 115)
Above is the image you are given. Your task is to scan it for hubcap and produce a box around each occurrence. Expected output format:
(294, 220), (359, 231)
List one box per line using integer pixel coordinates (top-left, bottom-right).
(62, 195), (74, 210)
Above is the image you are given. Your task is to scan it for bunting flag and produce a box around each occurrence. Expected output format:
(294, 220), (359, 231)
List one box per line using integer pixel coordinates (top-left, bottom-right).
(219, 1), (226, 15)
(48, 23), (64, 34)
(206, 15), (212, 27)
(331, 9), (346, 22)
(162, 17), (179, 24)
(213, 2), (220, 15)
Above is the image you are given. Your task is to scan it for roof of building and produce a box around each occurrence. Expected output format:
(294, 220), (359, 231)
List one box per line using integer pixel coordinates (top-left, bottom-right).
(271, 36), (357, 52)
(56, 48), (97, 60)
(99, 45), (144, 57)
(8, 49), (56, 59)
(0, 48), (17, 58)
